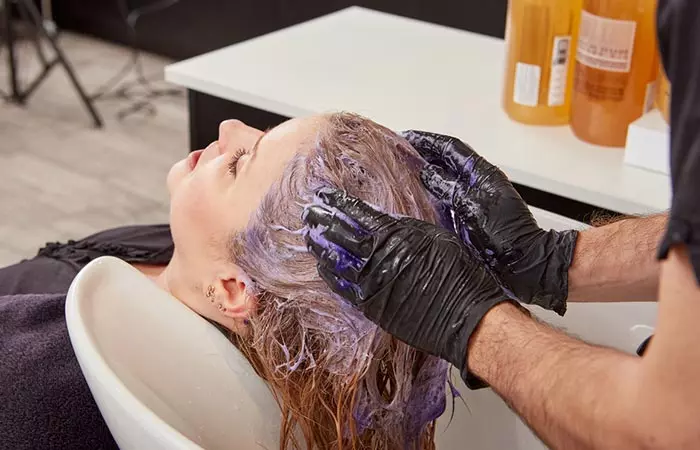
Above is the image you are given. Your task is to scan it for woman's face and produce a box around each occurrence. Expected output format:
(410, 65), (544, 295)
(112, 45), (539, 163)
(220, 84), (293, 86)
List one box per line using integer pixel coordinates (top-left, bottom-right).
(165, 116), (322, 326)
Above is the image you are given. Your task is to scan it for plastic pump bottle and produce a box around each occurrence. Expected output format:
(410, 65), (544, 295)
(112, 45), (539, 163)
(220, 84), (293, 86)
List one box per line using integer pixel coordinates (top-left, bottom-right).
(570, 0), (659, 147)
(502, 0), (582, 125)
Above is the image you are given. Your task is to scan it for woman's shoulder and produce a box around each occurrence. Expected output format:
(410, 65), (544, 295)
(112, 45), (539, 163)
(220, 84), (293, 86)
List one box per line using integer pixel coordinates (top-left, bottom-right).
(0, 225), (173, 297)
(39, 224), (174, 267)
(0, 256), (77, 296)
(78, 224), (173, 251)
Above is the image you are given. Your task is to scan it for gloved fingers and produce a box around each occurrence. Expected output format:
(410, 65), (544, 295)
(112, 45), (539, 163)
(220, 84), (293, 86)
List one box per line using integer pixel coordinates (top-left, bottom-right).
(422, 164), (482, 228)
(401, 130), (453, 166)
(304, 228), (365, 284)
(402, 130), (484, 179)
(315, 188), (394, 232)
(302, 204), (374, 259)
(420, 164), (458, 203)
(302, 204), (333, 228)
(317, 264), (363, 306)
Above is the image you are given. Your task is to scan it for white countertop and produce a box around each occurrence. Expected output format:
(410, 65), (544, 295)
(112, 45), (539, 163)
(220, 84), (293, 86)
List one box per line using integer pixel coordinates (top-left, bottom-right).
(166, 6), (671, 215)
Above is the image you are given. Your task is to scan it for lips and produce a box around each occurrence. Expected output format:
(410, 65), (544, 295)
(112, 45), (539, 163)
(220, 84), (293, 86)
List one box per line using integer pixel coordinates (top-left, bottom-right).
(187, 149), (204, 171)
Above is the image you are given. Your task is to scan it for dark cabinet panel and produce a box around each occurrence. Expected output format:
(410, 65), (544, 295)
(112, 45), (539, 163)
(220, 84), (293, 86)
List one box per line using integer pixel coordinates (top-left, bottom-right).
(53, 0), (507, 60)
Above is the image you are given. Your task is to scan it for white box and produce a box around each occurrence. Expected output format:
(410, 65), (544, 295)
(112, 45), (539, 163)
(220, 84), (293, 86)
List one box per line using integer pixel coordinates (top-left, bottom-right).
(625, 110), (671, 175)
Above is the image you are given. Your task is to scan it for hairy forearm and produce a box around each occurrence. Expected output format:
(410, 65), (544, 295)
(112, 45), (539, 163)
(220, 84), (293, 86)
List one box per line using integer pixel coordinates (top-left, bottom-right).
(466, 246), (700, 449)
(567, 213), (667, 302)
(468, 303), (643, 449)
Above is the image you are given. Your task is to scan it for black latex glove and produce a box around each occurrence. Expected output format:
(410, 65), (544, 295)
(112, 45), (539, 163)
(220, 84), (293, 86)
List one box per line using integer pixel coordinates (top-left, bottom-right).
(403, 130), (579, 315)
(302, 189), (512, 389)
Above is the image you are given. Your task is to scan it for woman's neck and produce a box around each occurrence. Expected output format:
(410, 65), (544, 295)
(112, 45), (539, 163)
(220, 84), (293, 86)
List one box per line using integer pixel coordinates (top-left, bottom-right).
(132, 262), (172, 294)
(145, 251), (187, 296)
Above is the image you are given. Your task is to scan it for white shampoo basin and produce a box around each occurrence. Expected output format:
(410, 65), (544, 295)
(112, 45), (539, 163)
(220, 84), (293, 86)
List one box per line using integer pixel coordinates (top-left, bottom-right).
(66, 256), (282, 450)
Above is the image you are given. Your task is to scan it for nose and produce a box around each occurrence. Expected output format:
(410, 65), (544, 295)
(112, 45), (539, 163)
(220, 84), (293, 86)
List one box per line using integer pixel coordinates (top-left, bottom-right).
(219, 119), (247, 139)
(217, 120), (265, 154)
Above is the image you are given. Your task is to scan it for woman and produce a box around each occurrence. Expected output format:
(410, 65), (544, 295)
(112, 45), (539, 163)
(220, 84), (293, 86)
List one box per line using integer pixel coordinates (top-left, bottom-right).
(0, 113), (451, 450)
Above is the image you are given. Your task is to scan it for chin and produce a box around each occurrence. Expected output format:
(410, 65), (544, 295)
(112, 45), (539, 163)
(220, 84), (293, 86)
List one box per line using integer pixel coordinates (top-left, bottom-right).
(166, 159), (188, 195)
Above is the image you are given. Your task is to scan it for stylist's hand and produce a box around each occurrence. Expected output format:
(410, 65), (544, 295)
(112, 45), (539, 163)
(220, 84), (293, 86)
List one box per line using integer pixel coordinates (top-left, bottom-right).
(302, 189), (511, 388)
(403, 131), (579, 315)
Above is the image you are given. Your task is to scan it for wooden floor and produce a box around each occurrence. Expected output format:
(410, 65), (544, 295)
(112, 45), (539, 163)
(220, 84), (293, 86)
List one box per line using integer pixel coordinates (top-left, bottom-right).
(0, 32), (188, 267)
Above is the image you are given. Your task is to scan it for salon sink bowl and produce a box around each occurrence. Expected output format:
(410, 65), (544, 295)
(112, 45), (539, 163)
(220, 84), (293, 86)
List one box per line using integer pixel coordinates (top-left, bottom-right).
(66, 256), (282, 450)
(66, 207), (657, 450)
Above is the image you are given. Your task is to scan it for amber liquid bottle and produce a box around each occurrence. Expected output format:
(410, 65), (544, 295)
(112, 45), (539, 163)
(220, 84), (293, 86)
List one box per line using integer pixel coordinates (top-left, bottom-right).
(570, 0), (659, 147)
(502, 0), (582, 125)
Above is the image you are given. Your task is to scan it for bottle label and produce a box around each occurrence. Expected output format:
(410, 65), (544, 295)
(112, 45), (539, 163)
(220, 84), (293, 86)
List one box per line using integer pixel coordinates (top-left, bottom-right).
(577, 11), (637, 73)
(548, 36), (572, 107)
(514, 62), (541, 107)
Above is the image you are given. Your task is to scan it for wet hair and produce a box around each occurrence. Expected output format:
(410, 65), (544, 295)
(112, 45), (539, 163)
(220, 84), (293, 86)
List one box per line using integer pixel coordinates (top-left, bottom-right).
(229, 112), (450, 450)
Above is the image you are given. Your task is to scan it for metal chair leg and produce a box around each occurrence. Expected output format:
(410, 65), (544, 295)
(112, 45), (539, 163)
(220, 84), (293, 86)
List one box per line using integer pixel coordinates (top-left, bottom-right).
(18, 0), (103, 127)
(2, 0), (22, 102)
(2, 0), (103, 127)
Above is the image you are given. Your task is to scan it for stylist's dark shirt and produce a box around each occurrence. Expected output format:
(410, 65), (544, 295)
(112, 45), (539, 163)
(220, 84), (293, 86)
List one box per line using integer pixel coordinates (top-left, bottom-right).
(0, 225), (173, 450)
(657, 0), (700, 278)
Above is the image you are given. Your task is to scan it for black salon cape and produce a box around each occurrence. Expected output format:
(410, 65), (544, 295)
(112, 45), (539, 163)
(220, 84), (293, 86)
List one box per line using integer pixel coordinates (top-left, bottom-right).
(0, 225), (173, 450)
(656, 0), (700, 278)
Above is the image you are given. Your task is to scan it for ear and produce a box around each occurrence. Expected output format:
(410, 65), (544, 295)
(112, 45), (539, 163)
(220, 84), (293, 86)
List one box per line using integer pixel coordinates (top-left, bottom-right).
(216, 267), (257, 320)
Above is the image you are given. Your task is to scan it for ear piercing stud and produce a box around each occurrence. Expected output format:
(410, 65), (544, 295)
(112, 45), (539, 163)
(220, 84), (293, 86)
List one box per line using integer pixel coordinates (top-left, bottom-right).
(206, 285), (215, 303)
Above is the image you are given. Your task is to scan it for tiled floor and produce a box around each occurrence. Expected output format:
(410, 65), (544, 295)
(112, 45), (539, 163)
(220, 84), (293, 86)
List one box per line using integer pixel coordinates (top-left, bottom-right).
(0, 31), (188, 266)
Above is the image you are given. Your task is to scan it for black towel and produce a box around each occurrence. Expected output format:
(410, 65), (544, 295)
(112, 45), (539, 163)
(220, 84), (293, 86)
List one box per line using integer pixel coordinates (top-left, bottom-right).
(0, 293), (118, 450)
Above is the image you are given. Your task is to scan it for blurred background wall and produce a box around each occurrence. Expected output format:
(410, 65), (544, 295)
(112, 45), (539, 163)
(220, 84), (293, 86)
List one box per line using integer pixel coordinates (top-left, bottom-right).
(53, 0), (508, 60)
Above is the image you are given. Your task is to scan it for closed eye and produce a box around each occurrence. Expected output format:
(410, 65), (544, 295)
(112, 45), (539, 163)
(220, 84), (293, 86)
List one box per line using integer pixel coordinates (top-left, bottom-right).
(227, 148), (247, 176)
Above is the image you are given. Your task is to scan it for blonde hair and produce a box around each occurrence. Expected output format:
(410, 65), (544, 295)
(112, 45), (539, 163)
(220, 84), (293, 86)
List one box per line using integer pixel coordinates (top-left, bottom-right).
(230, 113), (449, 449)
